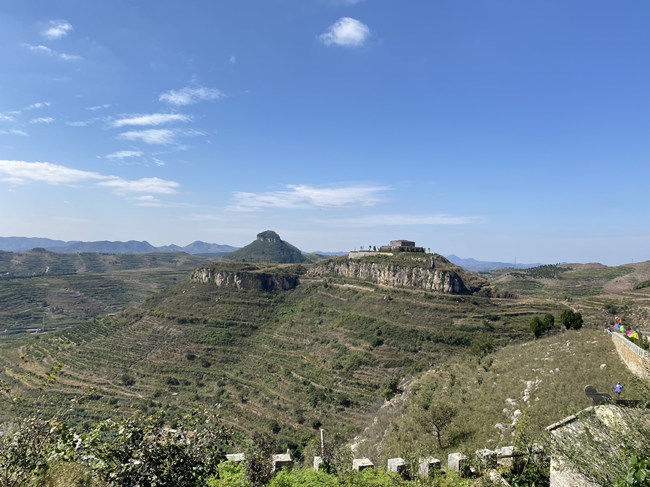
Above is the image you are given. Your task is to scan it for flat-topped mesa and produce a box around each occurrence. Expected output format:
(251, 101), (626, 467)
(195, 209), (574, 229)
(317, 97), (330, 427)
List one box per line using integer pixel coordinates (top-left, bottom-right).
(309, 251), (487, 295)
(190, 263), (301, 291)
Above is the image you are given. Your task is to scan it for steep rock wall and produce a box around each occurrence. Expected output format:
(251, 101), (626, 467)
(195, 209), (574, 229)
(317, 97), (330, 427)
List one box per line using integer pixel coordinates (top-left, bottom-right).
(308, 259), (481, 294)
(190, 267), (299, 291)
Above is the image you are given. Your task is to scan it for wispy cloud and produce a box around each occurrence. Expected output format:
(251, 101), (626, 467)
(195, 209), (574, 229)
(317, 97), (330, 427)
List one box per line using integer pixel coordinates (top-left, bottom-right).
(30, 117), (55, 124)
(159, 86), (224, 106)
(42, 20), (73, 40)
(97, 177), (179, 194)
(323, 213), (481, 227)
(229, 183), (388, 211)
(119, 129), (176, 145)
(112, 113), (190, 128)
(25, 101), (51, 110)
(105, 150), (144, 160)
(0, 160), (104, 185)
(0, 129), (28, 136)
(66, 121), (90, 127)
(87, 104), (111, 111)
(320, 17), (370, 47)
(0, 160), (179, 197)
(0, 114), (16, 122)
(24, 44), (82, 62)
(229, 55), (237, 64)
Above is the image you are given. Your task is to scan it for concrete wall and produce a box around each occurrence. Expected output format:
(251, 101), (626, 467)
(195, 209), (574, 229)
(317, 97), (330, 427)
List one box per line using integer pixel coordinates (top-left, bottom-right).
(611, 332), (650, 380)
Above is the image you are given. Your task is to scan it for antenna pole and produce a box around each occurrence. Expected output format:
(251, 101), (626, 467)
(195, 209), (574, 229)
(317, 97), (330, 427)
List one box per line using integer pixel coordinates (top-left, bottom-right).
(320, 428), (325, 457)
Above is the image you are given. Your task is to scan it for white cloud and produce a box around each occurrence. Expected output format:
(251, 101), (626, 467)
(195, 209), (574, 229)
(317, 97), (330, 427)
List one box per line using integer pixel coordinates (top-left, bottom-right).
(24, 44), (82, 62)
(320, 17), (370, 47)
(42, 20), (73, 40)
(229, 55), (237, 64)
(119, 129), (175, 145)
(66, 121), (90, 127)
(25, 101), (51, 111)
(229, 184), (388, 211)
(0, 114), (15, 122)
(324, 213), (481, 227)
(159, 86), (224, 106)
(87, 104), (111, 111)
(30, 117), (55, 124)
(105, 150), (144, 160)
(97, 177), (179, 194)
(112, 113), (190, 128)
(0, 160), (104, 185)
(0, 129), (28, 136)
(0, 160), (179, 196)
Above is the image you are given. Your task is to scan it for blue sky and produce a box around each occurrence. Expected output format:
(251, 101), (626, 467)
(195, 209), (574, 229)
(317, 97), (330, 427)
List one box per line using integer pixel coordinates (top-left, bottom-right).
(0, 1), (649, 264)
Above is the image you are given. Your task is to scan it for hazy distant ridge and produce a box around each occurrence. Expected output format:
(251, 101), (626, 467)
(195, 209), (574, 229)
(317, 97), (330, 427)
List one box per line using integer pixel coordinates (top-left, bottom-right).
(446, 254), (541, 271)
(0, 237), (238, 255)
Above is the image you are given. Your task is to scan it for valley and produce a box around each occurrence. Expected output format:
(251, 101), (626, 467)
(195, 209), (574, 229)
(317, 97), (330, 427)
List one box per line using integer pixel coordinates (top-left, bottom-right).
(2, 235), (648, 466)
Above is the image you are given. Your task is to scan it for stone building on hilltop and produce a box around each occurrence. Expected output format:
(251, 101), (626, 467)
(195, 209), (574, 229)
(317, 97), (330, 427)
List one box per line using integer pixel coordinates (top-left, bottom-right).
(379, 240), (425, 253)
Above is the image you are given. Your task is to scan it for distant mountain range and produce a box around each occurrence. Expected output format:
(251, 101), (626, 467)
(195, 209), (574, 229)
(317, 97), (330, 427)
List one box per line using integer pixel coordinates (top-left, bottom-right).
(445, 254), (541, 272)
(0, 237), (238, 255)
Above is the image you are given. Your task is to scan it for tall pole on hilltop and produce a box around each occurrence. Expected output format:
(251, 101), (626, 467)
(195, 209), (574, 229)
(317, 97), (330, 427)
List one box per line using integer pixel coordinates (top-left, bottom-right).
(320, 428), (325, 457)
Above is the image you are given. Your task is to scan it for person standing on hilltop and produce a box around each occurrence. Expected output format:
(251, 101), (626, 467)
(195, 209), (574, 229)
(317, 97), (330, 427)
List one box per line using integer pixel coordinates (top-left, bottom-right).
(613, 381), (624, 397)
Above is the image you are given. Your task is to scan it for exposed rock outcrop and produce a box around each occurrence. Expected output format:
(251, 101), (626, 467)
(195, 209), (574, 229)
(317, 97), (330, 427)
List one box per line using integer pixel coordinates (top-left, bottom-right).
(190, 266), (299, 291)
(308, 255), (485, 294)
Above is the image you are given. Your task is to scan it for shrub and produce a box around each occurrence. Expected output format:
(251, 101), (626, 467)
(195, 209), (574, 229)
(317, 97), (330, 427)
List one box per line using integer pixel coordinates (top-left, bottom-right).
(381, 377), (400, 401)
(120, 373), (135, 386)
(207, 461), (248, 487)
(82, 409), (230, 486)
(560, 309), (583, 330)
(530, 317), (546, 338)
(470, 334), (496, 358)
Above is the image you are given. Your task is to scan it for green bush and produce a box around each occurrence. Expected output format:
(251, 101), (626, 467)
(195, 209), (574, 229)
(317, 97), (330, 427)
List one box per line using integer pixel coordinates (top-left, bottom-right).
(207, 461), (249, 487)
(530, 313), (555, 338)
(381, 377), (400, 401)
(560, 309), (583, 330)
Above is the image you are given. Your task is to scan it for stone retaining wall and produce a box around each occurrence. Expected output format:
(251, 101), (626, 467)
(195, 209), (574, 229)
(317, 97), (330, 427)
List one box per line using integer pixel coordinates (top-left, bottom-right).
(610, 332), (650, 380)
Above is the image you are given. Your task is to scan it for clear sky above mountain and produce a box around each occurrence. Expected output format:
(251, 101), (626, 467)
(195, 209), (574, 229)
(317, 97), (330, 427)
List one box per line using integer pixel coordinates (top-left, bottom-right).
(0, 1), (648, 264)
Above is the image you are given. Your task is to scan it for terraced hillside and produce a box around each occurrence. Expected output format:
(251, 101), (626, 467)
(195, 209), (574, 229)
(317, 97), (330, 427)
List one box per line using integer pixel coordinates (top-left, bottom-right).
(354, 328), (650, 463)
(484, 261), (650, 329)
(0, 249), (206, 278)
(0, 251), (208, 341)
(0, 260), (563, 453)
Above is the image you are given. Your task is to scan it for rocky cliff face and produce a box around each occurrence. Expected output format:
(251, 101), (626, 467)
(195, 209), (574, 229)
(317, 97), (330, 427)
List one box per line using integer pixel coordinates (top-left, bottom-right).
(191, 267), (299, 291)
(308, 258), (483, 294)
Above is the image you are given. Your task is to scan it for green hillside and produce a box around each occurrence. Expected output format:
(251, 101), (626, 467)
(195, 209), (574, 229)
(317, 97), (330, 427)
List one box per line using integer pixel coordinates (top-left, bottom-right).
(225, 231), (309, 263)
(0, 261), (560, 453)
(355, 328), (649, 463)
(0, 249), (206, 278)
(0, 251), (208, 341)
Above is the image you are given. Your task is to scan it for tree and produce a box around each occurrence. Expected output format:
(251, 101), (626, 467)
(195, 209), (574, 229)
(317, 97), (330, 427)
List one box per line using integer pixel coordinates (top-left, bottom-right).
(542, 313), (555, 329)
(382, 376), (400, 401)
(530, 317), (545, 338)
(425, 400), (458, 448)
(560, 309), (584, 330)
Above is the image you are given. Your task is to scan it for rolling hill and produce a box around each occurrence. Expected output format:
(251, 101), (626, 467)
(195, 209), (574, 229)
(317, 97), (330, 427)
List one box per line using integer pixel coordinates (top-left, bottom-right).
(0, 252), (564, 452)
(1, 249), (648, 460)
(0, 250), (209, 341)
